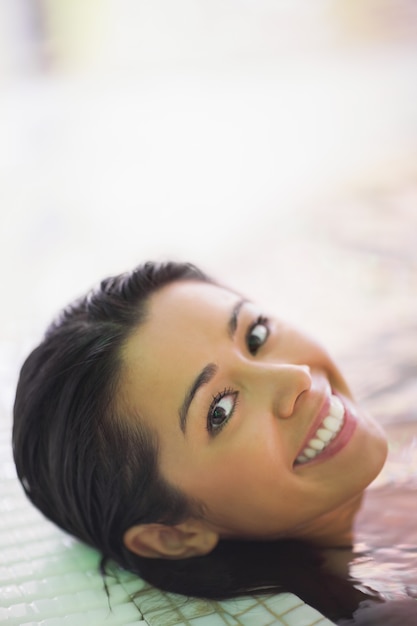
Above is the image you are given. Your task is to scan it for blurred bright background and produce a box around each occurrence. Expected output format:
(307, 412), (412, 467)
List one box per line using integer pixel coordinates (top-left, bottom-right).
(1, 0), (417, 413)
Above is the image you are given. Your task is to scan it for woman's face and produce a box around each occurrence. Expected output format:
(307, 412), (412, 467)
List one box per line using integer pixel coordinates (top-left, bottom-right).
(122, 280), (387, 542)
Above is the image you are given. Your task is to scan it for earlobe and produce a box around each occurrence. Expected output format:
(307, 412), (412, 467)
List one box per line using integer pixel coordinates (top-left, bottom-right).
(123, 520), (219, 560)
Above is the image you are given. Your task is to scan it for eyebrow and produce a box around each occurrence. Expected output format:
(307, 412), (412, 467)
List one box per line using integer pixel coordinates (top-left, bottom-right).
(179, 298), (247, 434)
(227, 298), (247, 339)
(179, 363), (218, 434)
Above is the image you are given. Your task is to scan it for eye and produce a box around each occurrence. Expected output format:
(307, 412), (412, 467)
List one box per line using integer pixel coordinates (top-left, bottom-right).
(247, 316), (269, 355)
(207, 388), (238, 435)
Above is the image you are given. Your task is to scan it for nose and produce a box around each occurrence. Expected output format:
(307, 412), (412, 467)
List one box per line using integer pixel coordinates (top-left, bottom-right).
(234, 359), (312, 419)
(270, 364), (312, 419)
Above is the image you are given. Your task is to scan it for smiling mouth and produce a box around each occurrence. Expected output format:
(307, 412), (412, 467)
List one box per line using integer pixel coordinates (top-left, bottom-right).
(294, 394), (345, 466)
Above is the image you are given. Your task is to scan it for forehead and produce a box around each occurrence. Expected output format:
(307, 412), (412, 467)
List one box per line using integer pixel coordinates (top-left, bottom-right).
(120, 280), (239, 413)
(147, 280), (238, 324)
(136, 280), (239, 344)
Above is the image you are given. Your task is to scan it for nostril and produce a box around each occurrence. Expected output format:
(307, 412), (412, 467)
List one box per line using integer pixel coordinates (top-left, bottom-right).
(273, 364), (312, 419)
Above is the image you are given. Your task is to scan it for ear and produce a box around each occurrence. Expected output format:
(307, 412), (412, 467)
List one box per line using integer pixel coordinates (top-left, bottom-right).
(123, 519), (219, 559)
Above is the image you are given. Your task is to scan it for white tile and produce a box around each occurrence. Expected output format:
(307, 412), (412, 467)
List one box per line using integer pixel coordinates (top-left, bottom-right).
(283, 603), (325, 626)
(239, 603), (283, 626)
(189, 614), (230, 626)
(263, 593), (303, 614)
(218, 596), (259, 616)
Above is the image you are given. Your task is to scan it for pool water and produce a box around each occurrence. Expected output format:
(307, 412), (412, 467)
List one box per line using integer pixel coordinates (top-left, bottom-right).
(353, 425), (417, 601)
(331, 321), (417, 624)
(1, 178), (416, 625)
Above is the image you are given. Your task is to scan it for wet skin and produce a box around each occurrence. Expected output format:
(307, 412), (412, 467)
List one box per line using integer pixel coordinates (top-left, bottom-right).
(121, 280), (388, 547)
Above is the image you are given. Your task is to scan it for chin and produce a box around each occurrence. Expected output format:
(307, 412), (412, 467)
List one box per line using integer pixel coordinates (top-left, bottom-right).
(354, 412), (388, 491)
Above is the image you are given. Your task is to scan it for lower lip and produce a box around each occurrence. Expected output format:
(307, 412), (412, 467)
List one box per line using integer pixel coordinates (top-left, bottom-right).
(295, 396), (357, 468)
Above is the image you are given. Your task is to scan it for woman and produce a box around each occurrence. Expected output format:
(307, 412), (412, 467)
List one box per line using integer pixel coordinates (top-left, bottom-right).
(12, 261), (389, 622)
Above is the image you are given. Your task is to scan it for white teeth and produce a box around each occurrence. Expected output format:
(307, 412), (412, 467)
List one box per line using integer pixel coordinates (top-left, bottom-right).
(329, 395), (344, 420)
(309, 438), (325, 451)
(296, 454), (308, 463)
(316, 428), (333, 443)
(322, 416), (341, 432)
(295, 394), (345, 466)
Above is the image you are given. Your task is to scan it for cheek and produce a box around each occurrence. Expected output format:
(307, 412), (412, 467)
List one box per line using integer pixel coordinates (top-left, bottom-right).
(309, 345), (352, 397)
(183, 438), (289, 512)
(282, 332), (344, 381)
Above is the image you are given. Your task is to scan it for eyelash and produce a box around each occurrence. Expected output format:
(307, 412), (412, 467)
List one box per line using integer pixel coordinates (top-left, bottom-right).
(246, 315), (270, 355)
(207, 387), (239, 436)
(206, 314), (270, 436)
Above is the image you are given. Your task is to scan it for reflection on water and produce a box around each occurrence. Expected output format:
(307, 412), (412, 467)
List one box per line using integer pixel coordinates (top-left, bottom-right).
(330, 428), (417, 623)
(315, 197), (417, 623)
(340, 329), (417, 622)
(354, 478), (417, 600)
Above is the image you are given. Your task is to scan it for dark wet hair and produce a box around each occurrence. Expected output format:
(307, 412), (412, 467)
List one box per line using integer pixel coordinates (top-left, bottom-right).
(13, 262), (208, 564)
(12, 261), (370, 623)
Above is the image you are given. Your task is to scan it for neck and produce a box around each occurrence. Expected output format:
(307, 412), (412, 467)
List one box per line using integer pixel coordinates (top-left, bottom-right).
(289, 493), (364, 548)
